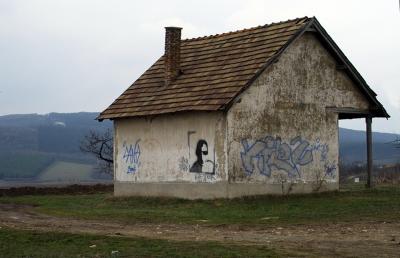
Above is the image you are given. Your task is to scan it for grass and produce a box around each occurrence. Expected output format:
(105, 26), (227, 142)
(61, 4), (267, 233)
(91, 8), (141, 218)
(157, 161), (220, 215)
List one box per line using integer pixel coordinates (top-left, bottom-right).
(1, 185), (400, 226)
(0, 227), (282, 258)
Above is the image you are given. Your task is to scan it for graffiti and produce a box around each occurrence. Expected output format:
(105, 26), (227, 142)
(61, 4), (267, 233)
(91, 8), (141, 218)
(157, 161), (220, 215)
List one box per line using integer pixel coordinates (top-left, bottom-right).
(324, 163), (337, 177)
(127, 166), (136, 174)
(241, 136), (313, 178)
(310, 139), (329, 161)
(189, 139), (215, 174)
(186, 130), (216, 175)
(178, 157), (190, 172)
(194, 173), (216, 183)
(241, 135), (337, 179)
(187, 130), (196, 162)
(123, 139), (141, 174)
(310, 139), (336, 177)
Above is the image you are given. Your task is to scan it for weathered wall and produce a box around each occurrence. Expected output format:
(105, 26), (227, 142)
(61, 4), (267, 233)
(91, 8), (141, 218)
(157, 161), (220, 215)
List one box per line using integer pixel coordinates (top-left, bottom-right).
(114, 32), (372, 198)
(114, 112), (227, 187)
(226, 32), (370, 192)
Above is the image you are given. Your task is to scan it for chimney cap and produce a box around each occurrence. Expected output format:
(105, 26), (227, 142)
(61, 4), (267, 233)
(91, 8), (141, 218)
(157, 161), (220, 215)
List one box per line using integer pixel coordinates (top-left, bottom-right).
(165, 26), (182, 30)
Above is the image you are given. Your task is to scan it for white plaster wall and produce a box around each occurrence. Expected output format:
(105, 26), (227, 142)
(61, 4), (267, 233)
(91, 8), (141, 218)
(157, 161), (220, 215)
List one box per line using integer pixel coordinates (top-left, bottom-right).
(227, 32), (370, 186)
(114, 112), (227, 183)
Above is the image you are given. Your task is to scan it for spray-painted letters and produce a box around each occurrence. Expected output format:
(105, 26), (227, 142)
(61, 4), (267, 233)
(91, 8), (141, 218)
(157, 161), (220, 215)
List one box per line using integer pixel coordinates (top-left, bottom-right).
(241, 136), (313, 178)
(309, 139), (337, 177)
(123, 139), (141, 174)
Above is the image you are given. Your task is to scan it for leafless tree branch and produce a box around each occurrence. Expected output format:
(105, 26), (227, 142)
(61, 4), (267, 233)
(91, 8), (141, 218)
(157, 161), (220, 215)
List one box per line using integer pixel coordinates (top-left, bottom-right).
(80, 129), (113, 174)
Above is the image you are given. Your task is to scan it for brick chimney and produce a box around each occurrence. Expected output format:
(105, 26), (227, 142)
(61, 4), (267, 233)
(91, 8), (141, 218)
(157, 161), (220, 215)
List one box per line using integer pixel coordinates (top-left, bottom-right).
(164, 27), (182, 86)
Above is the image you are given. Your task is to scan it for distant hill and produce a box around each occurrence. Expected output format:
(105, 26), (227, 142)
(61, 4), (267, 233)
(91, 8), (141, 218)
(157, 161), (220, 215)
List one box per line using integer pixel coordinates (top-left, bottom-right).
(0, 112), (398, 181)
(339, 128), (400, 164)
(0, 112), (111, 153)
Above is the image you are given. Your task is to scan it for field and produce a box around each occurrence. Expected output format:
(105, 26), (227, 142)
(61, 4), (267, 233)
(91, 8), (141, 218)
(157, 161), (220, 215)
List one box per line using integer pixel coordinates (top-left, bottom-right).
(37, 161), (94, 182)
(0, 151), (111, 188)
(0, 150), (99, 182)
(2, 185), (400, 225)
(0, 151), (54, 179)
(1, 185), (400, 257)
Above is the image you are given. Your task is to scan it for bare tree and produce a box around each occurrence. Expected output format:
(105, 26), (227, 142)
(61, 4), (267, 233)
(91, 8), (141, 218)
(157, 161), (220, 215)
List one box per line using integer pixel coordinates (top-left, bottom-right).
(80, 129), (113, 174)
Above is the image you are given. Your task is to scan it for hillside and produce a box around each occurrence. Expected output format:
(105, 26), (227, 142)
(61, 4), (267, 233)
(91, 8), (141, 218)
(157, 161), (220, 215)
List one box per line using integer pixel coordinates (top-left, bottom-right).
(0, 112), (112, 182)
(339, 128), (400, 164)
(0, 112), (111, 153)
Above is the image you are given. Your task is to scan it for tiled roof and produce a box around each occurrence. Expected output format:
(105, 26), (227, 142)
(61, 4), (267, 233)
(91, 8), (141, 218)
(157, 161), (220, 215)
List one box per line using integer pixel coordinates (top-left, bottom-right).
(98, 17), (311, 120)
(98, 16), (388, 120)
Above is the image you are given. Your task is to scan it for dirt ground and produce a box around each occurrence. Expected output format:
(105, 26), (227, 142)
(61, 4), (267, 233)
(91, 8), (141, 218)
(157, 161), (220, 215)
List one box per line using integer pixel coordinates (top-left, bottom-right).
(0, 203), (399, 257)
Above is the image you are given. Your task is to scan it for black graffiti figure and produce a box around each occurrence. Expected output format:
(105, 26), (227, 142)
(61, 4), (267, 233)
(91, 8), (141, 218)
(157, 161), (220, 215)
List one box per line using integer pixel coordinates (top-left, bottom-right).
(190, 139), (214, 173)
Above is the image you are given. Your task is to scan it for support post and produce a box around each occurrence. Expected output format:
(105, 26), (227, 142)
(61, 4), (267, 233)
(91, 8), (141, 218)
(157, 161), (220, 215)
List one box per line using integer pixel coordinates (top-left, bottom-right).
(366, 116), (373, 188)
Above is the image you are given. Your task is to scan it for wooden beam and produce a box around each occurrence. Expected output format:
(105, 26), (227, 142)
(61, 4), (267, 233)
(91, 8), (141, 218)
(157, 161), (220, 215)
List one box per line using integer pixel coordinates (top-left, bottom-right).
(366, 116), (373, 188)
(325, 107), (370, 114)
(336, 64), (347, 70)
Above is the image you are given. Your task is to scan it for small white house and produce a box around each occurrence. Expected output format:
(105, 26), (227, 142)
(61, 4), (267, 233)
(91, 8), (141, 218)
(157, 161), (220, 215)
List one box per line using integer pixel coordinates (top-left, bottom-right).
(98, 17), (388, 199)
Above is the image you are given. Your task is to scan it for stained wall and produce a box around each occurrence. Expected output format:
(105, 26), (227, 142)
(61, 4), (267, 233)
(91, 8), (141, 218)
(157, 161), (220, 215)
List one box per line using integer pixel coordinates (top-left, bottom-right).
(114, 112), (227, 185)
(226, 32), (370, 190)
(114, 32), (371, 198)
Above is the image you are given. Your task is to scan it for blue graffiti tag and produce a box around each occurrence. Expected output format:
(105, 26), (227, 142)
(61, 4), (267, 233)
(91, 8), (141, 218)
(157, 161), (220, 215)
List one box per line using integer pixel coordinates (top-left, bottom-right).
(310, 138), (329, 161)
(240, 136), (313, 178)
(127, 166), (136, 174)
(324, 163), (337, 177)
(310, 139), (336, 176)
(123, 139), (141, 174)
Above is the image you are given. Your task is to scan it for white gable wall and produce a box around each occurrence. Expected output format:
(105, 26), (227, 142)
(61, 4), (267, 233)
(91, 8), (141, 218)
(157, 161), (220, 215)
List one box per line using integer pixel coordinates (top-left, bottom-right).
(226, 32), (370, 193)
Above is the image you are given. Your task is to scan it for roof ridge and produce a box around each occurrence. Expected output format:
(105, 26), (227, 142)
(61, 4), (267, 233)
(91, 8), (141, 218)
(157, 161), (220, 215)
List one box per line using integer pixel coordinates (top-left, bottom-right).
(182, 16), (309, 42)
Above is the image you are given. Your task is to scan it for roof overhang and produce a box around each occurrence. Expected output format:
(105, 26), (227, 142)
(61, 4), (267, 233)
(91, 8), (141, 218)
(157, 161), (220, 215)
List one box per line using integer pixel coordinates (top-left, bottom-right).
(326, 107), (385, 120)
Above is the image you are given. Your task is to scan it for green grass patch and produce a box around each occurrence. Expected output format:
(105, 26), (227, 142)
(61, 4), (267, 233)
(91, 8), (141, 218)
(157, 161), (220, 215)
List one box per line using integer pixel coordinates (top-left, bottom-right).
(1, 186), (400, 226)
(0, 227), (282, 258)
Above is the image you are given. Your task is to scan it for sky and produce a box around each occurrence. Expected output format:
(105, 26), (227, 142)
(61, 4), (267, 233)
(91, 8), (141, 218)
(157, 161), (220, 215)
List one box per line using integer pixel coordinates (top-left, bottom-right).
(0, 0), (399, 133)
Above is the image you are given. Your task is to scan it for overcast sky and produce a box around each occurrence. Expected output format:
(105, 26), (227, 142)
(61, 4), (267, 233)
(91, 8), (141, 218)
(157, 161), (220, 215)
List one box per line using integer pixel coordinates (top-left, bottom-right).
(0, 0), (399, 133)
